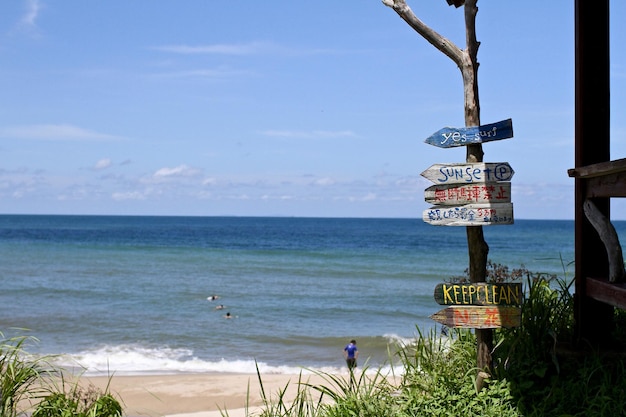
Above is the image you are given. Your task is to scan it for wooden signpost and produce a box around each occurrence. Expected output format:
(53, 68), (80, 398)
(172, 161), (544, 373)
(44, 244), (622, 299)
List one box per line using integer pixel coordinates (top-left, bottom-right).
(434, 282), (522, 306)
(422, 120), (519, 338)
(424, 182), (511, 205)
(430, 306), (521, 329)
(424, 118), (513, 148)
(421, 162), (515, 184)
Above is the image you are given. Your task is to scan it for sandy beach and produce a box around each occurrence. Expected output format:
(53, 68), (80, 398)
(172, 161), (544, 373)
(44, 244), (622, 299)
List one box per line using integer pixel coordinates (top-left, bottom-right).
(80, 372), (339, 417)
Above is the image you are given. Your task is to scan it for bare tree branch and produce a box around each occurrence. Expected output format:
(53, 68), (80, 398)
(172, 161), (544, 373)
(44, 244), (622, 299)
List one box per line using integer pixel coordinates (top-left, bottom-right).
(382, 0), (464, 67)
(463, 0), (480, 128)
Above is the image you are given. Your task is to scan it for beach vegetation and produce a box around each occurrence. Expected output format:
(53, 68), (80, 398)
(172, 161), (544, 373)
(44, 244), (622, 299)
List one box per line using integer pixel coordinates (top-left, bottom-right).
(0, 331), (121, 417)
(32, 379), (122, 417)
(251, 364), (325, 417)
(0, 332), (52, 417)
(247, 262), (626, 417)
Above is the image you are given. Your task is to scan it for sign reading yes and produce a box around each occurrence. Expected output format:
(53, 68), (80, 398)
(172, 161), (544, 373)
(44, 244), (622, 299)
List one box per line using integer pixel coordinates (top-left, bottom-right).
(424, 119), (513, 148)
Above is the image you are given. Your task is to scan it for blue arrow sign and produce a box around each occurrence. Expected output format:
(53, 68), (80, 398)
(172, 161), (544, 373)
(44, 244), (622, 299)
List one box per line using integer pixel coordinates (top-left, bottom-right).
(424, 118), (513, 148)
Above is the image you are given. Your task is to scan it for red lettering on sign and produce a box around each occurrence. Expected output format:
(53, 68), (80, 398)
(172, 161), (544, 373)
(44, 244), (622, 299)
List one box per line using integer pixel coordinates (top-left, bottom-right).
(484, 307), (499, 327)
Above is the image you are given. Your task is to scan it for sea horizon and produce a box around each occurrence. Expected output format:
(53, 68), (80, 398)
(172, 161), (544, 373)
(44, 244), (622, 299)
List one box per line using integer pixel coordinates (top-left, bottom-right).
(0, 212), (598, 223)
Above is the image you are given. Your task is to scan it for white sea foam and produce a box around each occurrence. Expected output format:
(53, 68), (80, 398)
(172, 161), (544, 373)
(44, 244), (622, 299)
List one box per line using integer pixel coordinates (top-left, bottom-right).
(382, 332), (418, 347)
(47, 344), (347, 376)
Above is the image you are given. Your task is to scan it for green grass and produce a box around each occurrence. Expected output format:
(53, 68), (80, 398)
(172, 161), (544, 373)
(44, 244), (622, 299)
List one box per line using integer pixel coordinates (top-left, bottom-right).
(0, 330), (122, 417)
(0, 332), (52, 417)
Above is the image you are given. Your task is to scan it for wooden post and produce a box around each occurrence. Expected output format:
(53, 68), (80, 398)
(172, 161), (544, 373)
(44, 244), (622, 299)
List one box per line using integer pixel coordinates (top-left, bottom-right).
(574, 0), (614, 346)
(461, 1), (492, 389)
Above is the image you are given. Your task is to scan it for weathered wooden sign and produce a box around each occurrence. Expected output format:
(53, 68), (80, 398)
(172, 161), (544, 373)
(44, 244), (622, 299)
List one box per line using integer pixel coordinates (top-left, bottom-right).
(424, 119), (513, 148)
(430, 306), (521, 329)
(423, 203), (514, 226)
(421, 162), (515, 185)
(434, 282), (522, 306)
(424, 182), (511, 205)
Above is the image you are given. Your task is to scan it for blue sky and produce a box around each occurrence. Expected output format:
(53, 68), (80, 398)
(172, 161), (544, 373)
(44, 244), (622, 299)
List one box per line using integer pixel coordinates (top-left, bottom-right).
(1, 1), (624, 219)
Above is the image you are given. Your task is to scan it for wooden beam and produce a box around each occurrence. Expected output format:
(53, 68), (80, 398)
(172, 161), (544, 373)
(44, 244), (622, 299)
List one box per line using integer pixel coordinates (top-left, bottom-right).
(568, 158), (626, 179)
(568, 159), (626, 197)
(586, 277), (626, 310)
(584, 173), (626, 198)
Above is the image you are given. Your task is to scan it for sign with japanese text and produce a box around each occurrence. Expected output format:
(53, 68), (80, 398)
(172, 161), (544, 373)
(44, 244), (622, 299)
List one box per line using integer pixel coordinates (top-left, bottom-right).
(423, 203), (514, 226)
(424, 182), (511, 205)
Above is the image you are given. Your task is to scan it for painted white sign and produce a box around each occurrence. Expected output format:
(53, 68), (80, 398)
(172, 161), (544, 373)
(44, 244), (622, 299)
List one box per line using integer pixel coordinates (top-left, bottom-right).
(421, 162), (514, 185)
(423, 203), (514, 226)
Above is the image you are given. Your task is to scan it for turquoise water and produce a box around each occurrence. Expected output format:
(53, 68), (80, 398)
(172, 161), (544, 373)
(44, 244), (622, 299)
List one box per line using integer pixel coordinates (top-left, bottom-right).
(0, 215), (622, 375)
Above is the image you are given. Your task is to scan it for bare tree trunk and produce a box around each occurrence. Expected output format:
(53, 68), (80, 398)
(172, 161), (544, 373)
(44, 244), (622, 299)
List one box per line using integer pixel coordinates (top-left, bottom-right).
(383, 0), (492, 390)
(462, 0), (491, 391)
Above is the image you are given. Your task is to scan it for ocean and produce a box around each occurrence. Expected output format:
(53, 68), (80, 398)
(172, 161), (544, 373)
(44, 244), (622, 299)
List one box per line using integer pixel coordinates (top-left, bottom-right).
(1, 215), (624, 376)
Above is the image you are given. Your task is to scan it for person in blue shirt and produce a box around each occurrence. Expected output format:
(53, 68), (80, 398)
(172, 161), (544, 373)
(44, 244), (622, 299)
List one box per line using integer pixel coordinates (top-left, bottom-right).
(343, 340), (358, 370)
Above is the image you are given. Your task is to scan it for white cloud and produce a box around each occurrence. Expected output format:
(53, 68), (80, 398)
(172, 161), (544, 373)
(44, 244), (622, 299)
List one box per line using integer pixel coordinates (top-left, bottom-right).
(94, 159), (112, 170)
(18, 0), (42, 31)
(313, 177), (335, 186)
(0, 124), (123, 141)
(153, 164), (201, 178)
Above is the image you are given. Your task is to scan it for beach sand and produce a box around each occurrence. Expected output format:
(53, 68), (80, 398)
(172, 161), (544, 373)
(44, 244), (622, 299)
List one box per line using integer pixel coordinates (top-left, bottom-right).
(80, 372), (338, 417)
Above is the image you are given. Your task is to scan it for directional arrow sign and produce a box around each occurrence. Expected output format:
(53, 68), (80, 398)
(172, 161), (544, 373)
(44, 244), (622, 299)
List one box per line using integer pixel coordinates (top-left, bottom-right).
(430, 306), (521, 329)
(424, 182), (511, 205)
(421, 162), (515, 185)
(423, 203), (514, 226)
(434, 283), (522, 306)
(424, 118), (513, 148)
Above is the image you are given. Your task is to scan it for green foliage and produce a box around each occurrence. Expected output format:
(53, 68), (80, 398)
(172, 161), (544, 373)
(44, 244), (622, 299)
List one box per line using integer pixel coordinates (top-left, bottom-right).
(489, 263), (626, 416)
(449, 260), (531, 284)
(32, 393), (78, 417)
(0, 330), (121, 417)
(0, 332), (52, 417)
(493, 272), (575, 385)
(306, 366), (399, 417)
(250, 362), (325, 417)
(395, 328), (518, 417)
(32, 384), (122, 417)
